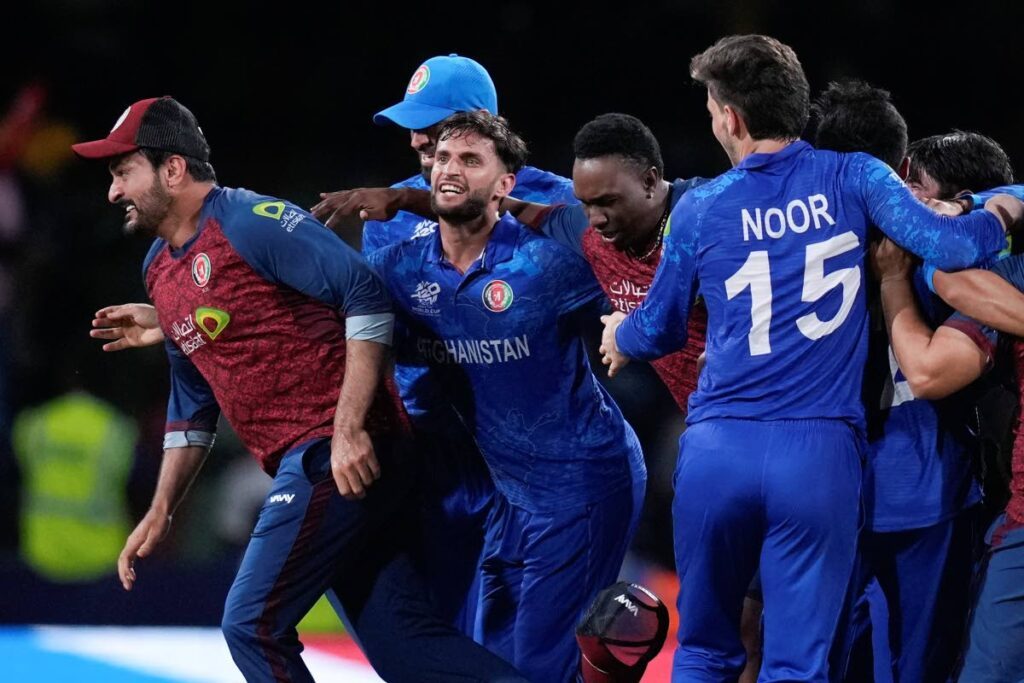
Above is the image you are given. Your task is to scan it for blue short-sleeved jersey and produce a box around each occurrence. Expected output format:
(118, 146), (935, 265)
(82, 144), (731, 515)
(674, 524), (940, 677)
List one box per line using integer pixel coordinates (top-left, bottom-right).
(363, 167), (576, 427)
(369, 215), (640, 512)
(865, 269), (981, 531)
(616, 142), (1006, 429)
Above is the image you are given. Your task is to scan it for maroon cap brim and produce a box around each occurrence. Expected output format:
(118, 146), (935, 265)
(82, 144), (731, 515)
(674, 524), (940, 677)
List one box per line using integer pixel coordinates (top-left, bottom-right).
(71, 138), (139, 159)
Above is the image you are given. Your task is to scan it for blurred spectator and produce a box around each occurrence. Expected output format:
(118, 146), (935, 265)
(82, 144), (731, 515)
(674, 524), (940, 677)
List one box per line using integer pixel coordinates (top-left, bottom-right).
(12, 389), (136, 582)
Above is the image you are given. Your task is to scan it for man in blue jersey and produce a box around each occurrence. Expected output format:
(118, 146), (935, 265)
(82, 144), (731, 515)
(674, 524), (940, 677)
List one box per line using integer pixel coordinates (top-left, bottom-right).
(311, 54), (578, 635)
(369, 110), (646, 683)
(868, 238), (1024, 682)
(813, 80), (984, 683)
(599, 35), (1020, 682)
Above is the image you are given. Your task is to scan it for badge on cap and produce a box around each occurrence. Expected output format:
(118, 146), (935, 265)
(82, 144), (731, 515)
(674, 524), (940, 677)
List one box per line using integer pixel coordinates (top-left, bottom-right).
(110, 106), (131, 133)
(407, 65), (430, 94)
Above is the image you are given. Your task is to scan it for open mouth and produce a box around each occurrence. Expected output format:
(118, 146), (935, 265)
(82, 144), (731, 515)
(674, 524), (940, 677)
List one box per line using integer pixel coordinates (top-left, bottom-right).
(438, 183), (465, 196)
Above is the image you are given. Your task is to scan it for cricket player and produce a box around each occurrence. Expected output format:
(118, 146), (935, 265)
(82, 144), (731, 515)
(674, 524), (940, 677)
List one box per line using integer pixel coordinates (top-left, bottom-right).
(368, 110), (646, 683)
(599, 35), (1019, 682)
(77, 95), (528, 683)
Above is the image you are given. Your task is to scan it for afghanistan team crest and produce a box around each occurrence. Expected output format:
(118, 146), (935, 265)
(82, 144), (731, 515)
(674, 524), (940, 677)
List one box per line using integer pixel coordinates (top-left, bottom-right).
(192, 253), (212, 287)
(407, 65), (430, 94)
(482, 280), (514, 313)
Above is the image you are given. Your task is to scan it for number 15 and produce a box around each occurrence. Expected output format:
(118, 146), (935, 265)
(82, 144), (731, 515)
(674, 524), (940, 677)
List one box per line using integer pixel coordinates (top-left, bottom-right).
(724, 231), (861, 356)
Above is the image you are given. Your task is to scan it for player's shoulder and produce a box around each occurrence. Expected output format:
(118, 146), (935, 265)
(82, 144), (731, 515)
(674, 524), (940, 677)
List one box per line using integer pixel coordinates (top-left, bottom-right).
(677, 167), (746, 214)
(513, 216), (588, 267)
(367, 231), (431, 273)
(390, 173), (429, 191)
(511, 165), (575, 204)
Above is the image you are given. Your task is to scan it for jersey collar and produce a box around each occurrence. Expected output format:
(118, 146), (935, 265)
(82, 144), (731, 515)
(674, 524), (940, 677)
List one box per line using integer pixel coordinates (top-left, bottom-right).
(736, 140), (811, 172)
(167, 185), (222, 259)
(426, 213), (519, 272)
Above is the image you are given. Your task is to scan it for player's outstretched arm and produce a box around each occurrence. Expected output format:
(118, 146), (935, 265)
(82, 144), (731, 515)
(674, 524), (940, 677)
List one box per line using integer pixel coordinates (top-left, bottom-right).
(872, 238), (988, 400)
(330, 338), (387, 500)
(90, 303), (165, 351)
(118, 445), (208, 591)
(311, 187), (434, 228)
(932, 268), (1024, 338)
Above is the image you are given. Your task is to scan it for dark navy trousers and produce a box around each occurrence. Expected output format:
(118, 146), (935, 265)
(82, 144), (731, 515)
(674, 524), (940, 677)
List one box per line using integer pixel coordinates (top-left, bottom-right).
(220, 437), (528, 683)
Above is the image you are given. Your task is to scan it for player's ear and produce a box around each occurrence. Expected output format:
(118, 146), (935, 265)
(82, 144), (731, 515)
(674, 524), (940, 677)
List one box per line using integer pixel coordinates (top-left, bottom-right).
(496, 171), (516, 199)
(163, 155), (189, 189)
(724, 105), (742, 138)
(642, 166), (661, 195)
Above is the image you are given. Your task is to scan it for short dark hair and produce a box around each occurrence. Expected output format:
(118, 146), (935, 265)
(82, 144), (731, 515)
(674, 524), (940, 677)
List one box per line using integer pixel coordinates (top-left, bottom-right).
(437, 111), (527, 174)
(907, 131), (1014, 198)
(140, 146), (217, 182)
(573, 113), (664, 175)
(812, 80), (908, 171)
(690, 34), (810, 140)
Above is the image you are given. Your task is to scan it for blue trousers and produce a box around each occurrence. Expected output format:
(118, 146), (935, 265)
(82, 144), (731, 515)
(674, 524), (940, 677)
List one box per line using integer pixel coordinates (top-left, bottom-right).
(958, 514), (1024, 682)
(672, 418), (863, 683)
(475, 447), (646, 683)
(220, 437), (527, 683)
(413, 424), (495, 635)
(833, 507), (980, 683)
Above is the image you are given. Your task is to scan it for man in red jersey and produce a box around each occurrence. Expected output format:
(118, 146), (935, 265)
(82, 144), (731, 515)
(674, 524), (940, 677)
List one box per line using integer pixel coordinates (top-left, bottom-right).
(77, 95), (526, 683)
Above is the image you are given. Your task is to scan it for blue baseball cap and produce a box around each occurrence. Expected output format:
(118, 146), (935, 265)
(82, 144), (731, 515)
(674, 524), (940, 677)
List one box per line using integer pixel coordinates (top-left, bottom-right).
(373, 54), (499, 130)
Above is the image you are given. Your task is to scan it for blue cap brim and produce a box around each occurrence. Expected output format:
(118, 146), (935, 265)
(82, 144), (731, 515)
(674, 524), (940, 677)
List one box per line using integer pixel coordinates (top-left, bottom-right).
(372, 100), (459, 130)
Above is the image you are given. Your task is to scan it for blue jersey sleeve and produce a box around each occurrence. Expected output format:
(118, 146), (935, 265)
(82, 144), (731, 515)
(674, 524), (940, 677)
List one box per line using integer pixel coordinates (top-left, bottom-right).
(531, 204), (588, 256)
(855, 154), (1006, 270)
(163, 339), (220, 449)
(969, 183), (1024, 208)
(220, 194), (392, 318)
(615, 191), (700, 360)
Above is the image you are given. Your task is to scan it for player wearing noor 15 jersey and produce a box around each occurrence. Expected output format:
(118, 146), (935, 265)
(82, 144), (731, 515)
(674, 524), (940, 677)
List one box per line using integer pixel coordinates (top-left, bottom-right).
(601, 36), (1018, 682)
(369, 111), (646, 683)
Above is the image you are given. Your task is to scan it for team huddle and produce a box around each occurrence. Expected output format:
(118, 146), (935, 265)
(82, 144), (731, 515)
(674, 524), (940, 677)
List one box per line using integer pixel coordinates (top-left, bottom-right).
(74, 34), (1024, 683)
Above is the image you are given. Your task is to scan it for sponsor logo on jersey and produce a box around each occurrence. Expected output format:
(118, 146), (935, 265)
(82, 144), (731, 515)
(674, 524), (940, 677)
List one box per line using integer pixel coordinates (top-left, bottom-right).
(268, 493), (295, 504)
(192, 253), (212, 287)
(411, 219), (438, 240)
(407, 65), (430, 94)
(253, 201), (305, 232)
(482, 280), (513, 313)
(253, 201), (285, 220)
(195, 306), (231, 341)
(170, 313), (206, 355)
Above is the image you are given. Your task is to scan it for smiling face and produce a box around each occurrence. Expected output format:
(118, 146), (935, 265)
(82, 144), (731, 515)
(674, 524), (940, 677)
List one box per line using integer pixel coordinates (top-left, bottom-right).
(572, 156), (659, 251)
(429, 130), (513, 225)
(107, 152), (172, 235)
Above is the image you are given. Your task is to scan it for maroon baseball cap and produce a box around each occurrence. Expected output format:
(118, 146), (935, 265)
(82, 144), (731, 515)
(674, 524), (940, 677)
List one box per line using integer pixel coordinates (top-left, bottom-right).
(72, 96), (210, 162)
(577, 582), (670, 683)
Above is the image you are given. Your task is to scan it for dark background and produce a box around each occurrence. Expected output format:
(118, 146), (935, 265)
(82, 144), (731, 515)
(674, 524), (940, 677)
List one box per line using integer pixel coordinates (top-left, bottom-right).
(1, 0), (1021, 622)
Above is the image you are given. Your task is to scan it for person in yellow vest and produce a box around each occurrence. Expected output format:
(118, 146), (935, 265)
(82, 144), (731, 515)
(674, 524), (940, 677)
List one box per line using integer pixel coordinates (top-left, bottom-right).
(13, 390), (136, 582)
